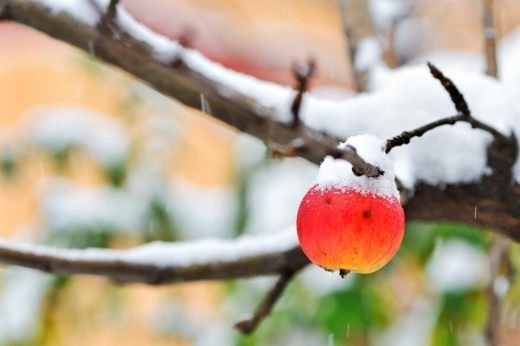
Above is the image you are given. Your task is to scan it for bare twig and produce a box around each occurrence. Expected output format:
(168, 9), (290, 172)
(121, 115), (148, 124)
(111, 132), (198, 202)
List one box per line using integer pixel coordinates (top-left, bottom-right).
(483, 0), (498, 77)
(385, 63), (506, 152)
(235, 268), (301, 334)
(336, 0), (377, 90)
(171, 27), (196, 67)
(485, 236), (508, 346)
(86, 0), (118, 21)
(290, 58), (316, 128)
(428, 62), (471, 117)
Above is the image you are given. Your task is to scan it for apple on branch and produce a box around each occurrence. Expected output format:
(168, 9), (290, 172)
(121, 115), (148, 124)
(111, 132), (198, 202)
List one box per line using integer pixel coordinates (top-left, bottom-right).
(297, 135), (405, 274)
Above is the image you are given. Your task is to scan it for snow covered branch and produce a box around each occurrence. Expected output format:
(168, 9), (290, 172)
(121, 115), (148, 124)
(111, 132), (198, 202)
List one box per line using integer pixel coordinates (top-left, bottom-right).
(0, 231), (308, 284)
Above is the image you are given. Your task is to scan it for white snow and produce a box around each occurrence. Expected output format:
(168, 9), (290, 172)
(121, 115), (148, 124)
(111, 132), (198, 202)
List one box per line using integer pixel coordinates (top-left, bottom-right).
(28, 106), (129, 169)
(245, 159), (317, 235)
(41, 181), (147, 234)
(355, 37), (383, 72)
(299, 266), (355, 297)
(167, 179), (238, 239)
(368, 0), (411, 32)
(374, 298), (437, 346)
(36, 0), (100, 26)
(426, 239), (490, 292)
(0, 227), (298, 267)
(0, 269), (51, 344)
(316, 135), (399, 198)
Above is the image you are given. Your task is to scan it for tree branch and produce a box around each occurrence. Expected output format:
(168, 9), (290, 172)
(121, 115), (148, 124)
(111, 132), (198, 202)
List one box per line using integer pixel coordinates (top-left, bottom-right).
(0, 234), (309, 284)
(234, 268), (301, 334)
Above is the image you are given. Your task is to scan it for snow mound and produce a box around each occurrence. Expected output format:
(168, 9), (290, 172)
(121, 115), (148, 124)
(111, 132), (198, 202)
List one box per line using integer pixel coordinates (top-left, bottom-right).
(316, 135), (399, 199)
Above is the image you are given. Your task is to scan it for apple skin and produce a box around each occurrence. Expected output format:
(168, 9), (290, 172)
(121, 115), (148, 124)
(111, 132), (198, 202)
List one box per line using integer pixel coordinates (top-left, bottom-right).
(296, 185), (405, 274)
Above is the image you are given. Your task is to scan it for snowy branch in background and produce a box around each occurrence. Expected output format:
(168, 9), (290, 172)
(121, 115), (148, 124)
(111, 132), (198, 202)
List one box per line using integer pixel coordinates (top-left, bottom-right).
(482, 0), (498, 77)
(0, 230), (308, 284)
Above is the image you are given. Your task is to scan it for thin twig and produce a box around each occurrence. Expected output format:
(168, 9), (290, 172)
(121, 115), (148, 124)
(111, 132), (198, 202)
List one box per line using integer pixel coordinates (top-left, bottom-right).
(336, 0), (377, 91)
(234, 268), (300, 334)
(485, 236), (508, 346)
(290, 58), (316, 128)
(171, 27), (196, 67)
(428, 62), (471, 117)
(385, 63), (506, 152)
(483, 0), (498, 77)
(482, 3), (505, 344)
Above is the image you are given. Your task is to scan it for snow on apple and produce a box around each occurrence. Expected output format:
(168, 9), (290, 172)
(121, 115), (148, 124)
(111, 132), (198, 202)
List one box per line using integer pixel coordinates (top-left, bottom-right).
(297, 135), (405, 274)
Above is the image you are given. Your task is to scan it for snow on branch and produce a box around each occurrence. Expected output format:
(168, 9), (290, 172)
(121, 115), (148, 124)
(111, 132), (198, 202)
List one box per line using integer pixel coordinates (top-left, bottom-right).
(0, 230), (308, 284)
(385, 63), (507, 152)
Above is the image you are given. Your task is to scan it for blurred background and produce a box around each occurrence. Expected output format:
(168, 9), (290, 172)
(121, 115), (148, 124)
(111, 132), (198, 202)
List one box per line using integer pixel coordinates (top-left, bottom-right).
(1, 0), (520, 345)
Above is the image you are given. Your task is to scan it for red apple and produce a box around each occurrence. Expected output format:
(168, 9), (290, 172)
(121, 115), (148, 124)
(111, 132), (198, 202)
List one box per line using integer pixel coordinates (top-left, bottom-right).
(296, 185), (405, 274)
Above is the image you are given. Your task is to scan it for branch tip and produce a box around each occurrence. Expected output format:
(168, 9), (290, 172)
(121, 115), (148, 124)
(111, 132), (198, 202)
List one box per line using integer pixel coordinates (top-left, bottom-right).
(427, 62), (471, 117)
(290, 58), (317, 128)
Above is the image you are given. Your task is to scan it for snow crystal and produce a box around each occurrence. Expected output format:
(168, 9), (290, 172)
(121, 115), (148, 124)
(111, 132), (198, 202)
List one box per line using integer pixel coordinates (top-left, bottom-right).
(315, 135), (399, 198)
